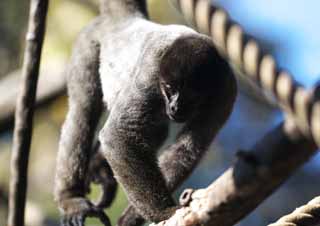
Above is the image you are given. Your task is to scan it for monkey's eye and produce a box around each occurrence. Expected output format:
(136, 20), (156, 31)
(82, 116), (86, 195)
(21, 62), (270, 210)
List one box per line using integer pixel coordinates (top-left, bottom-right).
(164, 84), (176, 97)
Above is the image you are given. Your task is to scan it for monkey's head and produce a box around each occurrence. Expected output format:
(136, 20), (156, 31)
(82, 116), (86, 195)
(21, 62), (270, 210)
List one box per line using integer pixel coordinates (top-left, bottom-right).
(159, 34), (232, 123)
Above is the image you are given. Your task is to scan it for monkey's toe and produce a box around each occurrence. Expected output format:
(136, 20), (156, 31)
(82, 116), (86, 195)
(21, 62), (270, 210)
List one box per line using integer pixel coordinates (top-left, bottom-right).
(74, 214), (85, 226)
(60, 207), (110, 226)
(61, 215), (79, 226)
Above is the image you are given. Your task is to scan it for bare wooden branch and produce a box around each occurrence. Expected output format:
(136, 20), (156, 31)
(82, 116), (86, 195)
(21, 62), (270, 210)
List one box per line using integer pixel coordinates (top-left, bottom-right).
(0, 68), (66, 133)
(152, 120), (317, 226)
(8, 0), (49, 226)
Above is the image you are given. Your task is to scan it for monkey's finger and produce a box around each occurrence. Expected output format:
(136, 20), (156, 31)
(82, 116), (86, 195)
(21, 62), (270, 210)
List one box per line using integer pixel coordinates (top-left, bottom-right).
(73, 214), (85, 226)
(71, 216), (79, 226)
(69, 217), (77, 226)
(61, 216), (75, 226)
(60, 216), (68, 226)
(77, 214), (85, 226)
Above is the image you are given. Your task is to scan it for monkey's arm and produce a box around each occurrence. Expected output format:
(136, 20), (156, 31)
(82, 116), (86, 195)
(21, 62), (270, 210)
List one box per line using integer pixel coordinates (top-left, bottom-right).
(118, 62), (237, 226)
(100, 89), (179, 223)
(160, 80), (237, 190)
(54, 27), (110, 226)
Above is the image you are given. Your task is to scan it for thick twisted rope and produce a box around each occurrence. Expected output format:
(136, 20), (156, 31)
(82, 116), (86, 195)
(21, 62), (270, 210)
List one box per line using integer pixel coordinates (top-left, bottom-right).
(267, 196), (320, 226)
(170, 0), (320, 147)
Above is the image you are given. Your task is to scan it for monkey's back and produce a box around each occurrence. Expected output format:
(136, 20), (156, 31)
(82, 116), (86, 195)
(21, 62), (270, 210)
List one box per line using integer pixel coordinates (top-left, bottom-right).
(98, 18), (196, 110)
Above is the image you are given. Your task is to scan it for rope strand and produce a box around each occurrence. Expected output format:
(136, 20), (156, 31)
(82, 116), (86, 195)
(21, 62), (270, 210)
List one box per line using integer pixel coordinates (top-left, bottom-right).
(171, 0), (320, 147)
(268, 196), (320, 226)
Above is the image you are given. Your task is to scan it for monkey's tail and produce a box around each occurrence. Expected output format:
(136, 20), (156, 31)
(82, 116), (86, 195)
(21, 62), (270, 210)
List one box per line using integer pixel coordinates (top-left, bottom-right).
(89, 141), (118, 208)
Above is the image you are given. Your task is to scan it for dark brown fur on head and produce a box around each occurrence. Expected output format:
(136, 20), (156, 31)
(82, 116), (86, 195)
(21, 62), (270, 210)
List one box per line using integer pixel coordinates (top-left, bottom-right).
(159, 35), (231, 122)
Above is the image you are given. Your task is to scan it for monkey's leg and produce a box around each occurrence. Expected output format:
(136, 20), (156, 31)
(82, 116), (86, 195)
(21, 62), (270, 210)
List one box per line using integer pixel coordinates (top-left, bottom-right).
(87, 142), (118, 208)
(99, 87), (178, 223)
(54, 26), (110, 226)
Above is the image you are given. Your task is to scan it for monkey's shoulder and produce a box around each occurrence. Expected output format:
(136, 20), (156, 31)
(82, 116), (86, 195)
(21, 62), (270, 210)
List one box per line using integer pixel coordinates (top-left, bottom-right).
(99, 19), (197, 75)
(98, 19), (197, 109)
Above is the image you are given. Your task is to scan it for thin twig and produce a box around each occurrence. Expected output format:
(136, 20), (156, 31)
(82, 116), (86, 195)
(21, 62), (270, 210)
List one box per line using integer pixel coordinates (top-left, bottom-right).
(0, 68), (66, 133)
(8, 1), (49, 226)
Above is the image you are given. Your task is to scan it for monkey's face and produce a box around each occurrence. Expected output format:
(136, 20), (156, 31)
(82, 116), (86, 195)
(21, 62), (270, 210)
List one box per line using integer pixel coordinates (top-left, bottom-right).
(159, 34), (225, 123)
(160, 76), (201, 123)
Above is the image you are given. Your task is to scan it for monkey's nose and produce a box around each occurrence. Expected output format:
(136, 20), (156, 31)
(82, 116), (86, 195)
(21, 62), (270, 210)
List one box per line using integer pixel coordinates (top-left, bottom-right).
(170, 104), (178, 114)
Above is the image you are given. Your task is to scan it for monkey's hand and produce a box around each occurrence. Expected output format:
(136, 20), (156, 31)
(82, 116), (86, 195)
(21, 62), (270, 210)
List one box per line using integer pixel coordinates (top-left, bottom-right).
(59, 197), (111, 226)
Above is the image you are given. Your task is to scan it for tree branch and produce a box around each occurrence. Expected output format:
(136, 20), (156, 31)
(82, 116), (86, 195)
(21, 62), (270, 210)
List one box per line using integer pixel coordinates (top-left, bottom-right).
(7, 0), (49, 226)
(0, 68), (66, 133)
(152, 120), (317, 226)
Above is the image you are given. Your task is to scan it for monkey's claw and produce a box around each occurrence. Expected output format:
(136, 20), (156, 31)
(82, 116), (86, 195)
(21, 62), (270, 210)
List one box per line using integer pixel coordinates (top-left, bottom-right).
(61, 214), (85, 226)
(60, 200), (111, 226)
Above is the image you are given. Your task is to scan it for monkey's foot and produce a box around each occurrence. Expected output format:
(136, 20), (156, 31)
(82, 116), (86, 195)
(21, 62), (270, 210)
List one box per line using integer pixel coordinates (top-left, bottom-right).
(59, 198), (111, 226)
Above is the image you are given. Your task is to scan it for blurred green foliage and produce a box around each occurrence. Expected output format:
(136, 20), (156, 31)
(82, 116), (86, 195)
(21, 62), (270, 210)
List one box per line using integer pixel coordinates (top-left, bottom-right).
(0, 0), (28, 77)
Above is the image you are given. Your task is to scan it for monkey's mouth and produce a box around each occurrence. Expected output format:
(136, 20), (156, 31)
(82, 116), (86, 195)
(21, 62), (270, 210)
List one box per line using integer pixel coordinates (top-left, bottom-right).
(167, 112), (187, 123)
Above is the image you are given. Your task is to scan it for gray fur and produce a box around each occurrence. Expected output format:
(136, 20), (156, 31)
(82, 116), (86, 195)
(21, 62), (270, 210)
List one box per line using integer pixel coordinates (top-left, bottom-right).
(99, 0), (148, 18)
(54, 1), (237, 225)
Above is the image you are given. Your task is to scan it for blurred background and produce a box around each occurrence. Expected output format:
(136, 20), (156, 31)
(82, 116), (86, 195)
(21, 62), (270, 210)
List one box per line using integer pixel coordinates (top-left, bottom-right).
(0, 0), (319, 225)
